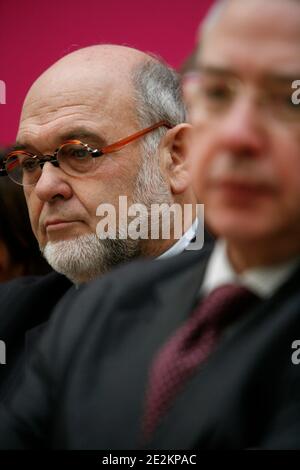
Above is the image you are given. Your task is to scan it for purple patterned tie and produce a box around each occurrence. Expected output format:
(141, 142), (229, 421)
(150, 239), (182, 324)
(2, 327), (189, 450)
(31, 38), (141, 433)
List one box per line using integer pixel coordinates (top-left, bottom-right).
(142, 284), (258, 442)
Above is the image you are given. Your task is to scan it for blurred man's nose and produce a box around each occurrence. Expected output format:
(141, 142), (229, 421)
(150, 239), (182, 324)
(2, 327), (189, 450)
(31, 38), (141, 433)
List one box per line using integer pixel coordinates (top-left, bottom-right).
(34, 162), (73, 202)
(194, 96), (267, 158)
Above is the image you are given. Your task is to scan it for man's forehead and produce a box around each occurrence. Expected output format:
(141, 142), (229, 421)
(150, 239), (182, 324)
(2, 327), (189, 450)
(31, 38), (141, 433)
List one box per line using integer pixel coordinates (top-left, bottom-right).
(21, 92), (103, 125)
(21, 52), (136, 121)
(197, 44), (300, 85)
(17, 91), (135, 152)
(199, 0), (300, 38)
(23, 73), (126, 115)
(197, 0), (300, 81)
(18, 74), (136, 144)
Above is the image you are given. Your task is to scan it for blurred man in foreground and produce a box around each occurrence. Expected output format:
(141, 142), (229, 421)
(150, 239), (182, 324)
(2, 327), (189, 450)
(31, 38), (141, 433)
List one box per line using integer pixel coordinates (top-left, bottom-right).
(1, 0), (300, 449)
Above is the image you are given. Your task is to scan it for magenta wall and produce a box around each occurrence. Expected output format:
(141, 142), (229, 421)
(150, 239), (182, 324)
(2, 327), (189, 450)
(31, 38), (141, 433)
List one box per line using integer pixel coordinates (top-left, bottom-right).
(0, 0), (213, 145)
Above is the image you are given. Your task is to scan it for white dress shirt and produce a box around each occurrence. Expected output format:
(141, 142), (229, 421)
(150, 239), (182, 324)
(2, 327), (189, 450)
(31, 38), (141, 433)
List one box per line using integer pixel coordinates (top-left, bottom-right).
(201, 240), (300, 299)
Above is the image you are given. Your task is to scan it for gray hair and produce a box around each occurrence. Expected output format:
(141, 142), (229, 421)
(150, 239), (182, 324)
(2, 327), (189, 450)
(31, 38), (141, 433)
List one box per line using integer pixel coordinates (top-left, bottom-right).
(132, 58), (186, 157)
(130, 58), (185, 215)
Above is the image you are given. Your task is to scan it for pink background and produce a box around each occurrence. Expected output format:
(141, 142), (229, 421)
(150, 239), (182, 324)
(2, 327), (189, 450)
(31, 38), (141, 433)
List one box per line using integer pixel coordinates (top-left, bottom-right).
(0, 0), (213, 145)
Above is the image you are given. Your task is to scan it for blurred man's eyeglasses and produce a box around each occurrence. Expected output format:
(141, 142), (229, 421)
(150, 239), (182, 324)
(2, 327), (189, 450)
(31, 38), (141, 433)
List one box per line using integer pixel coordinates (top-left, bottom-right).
(0, 121), (172, 186)
(182, 71), (300, 123)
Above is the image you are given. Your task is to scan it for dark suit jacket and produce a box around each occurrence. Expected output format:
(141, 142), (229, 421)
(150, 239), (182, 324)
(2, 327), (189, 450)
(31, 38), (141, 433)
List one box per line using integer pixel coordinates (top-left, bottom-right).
(0, 247), (300, 449)
(0, 272), (72, 402)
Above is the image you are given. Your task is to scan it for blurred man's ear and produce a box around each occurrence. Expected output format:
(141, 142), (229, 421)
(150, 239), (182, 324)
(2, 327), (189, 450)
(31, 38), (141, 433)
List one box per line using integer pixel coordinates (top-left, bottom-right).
(161, 123), (193, 195)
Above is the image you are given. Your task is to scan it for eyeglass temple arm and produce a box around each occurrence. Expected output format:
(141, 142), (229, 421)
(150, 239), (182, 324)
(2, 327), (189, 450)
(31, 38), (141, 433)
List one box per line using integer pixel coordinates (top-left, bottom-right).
(100, 120), (173, 155)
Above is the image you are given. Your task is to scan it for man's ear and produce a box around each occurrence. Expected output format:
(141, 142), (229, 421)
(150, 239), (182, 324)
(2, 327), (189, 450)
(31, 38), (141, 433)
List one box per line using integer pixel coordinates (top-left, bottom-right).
(161, 123), (193, 195)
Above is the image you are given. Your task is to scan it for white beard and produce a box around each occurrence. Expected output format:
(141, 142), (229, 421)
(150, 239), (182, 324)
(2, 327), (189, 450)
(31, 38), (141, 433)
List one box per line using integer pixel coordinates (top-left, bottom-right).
(42, 234), (106, 284)
(42, 233), (140, 284)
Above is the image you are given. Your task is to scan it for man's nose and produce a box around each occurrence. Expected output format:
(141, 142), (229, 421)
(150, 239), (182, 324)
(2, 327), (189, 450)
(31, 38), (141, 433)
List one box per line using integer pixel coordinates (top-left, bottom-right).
(211, 98), (266, 157)
(34, 161), (73, 202)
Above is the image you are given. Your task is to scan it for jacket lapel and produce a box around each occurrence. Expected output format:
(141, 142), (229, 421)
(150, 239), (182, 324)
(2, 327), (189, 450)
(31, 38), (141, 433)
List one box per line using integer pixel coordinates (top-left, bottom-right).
(146, 263), (300, 449)
(152, 250), (211, 343)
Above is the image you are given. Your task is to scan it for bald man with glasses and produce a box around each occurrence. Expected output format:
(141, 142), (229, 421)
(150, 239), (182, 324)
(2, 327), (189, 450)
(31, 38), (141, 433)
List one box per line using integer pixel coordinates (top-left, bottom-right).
(0, 46), (201, 402)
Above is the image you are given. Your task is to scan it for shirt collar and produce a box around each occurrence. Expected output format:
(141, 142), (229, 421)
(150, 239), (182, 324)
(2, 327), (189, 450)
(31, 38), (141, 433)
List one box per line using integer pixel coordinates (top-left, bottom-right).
(158, 218), (198, 260)
(202, 239), (300, 299)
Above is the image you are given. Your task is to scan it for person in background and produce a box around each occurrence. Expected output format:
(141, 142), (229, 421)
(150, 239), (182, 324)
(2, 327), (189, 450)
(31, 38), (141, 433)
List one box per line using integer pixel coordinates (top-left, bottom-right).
(0, 148), (51, 282)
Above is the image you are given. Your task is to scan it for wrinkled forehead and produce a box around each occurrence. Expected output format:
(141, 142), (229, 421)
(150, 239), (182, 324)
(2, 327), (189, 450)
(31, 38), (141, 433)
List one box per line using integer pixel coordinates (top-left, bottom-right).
(19, 63), (135, 137)
(198, 0), (300, 79)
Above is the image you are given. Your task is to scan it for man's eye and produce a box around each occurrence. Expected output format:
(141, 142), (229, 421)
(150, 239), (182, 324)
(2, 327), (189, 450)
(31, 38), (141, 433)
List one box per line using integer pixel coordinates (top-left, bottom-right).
(22, 157), (39, 172)
(268, 92), (300, 116)
(204, 85), (232, 101)
(71, 148), (89, 159)
(60, 145), (90, 160)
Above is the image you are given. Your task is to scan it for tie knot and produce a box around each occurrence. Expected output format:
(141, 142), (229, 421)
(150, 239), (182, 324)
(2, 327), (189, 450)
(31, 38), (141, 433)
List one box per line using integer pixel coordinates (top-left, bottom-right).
(193, 284), (258, 329)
